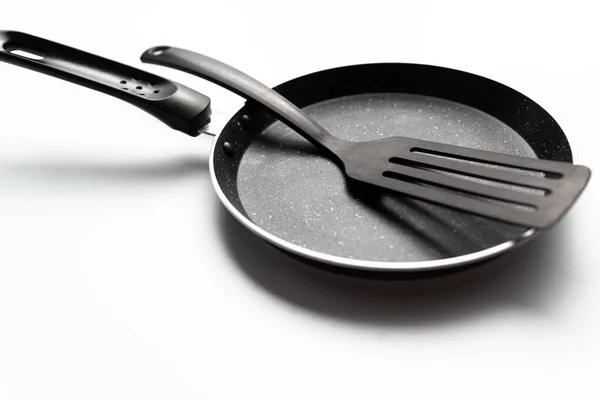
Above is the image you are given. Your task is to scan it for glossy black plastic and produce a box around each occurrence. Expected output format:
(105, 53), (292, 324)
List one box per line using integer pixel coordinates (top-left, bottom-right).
(0, 31), (211, 135)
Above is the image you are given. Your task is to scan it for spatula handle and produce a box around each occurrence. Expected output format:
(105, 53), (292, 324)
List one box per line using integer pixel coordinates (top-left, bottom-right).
(140, 46), (347, 156)
(0, 31), (211, 136)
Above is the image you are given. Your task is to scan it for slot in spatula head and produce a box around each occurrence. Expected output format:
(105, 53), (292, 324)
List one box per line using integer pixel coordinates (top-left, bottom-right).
(342, 136), (591, 229)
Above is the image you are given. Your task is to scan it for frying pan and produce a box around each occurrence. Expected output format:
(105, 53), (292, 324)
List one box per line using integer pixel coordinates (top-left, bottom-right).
(0, 31), (583, 276)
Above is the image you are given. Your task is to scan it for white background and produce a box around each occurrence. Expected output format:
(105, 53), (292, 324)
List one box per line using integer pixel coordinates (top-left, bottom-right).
(1, 1), (599, 399)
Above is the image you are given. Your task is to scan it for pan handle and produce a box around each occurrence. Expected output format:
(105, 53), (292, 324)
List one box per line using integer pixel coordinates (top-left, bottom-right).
(0, 31), (211, 136)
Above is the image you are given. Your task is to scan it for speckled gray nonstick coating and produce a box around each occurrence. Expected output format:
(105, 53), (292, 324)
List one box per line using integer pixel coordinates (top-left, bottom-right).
(235, 93), (533, 262)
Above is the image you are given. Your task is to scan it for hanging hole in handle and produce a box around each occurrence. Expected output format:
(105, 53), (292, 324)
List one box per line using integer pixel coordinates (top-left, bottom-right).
(9, 48), (46, 60)
(149, 46), (169, 56)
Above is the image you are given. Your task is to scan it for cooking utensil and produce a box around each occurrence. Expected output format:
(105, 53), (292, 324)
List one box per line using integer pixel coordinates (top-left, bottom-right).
(0, 31), (588, 276)
(140, 47), (590, 229)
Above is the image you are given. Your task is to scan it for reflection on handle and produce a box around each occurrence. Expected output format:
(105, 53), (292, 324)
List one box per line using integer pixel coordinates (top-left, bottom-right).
(0, 31), (211, 136)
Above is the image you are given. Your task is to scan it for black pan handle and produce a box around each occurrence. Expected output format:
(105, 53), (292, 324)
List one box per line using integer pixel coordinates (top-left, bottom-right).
(140, 46), (347, 156)
(0, 31), (211, 136)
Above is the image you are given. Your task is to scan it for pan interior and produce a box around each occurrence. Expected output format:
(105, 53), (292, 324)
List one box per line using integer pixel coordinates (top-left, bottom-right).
(234, 93), (535, 262)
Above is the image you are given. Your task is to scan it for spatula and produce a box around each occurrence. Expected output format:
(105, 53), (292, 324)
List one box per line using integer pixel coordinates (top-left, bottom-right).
(141, 47), (591, 229)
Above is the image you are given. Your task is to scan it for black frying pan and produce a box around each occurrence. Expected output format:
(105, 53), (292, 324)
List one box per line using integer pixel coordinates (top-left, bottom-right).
(0, 32), (579, 276)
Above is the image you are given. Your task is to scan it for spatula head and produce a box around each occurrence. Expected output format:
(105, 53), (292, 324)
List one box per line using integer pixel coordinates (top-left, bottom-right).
(341, 136), (591, 229)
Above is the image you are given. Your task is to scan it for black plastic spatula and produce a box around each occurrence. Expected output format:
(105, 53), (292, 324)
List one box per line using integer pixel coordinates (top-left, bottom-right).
(141, 46), (591, 229)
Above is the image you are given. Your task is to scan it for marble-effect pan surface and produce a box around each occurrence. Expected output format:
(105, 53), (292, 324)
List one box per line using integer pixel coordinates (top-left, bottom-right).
(235, 93), (533, 262)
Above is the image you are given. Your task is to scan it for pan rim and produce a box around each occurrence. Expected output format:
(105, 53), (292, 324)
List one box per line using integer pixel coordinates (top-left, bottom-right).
(209, 138), (541, 272)
(208, 61), (576, 273)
